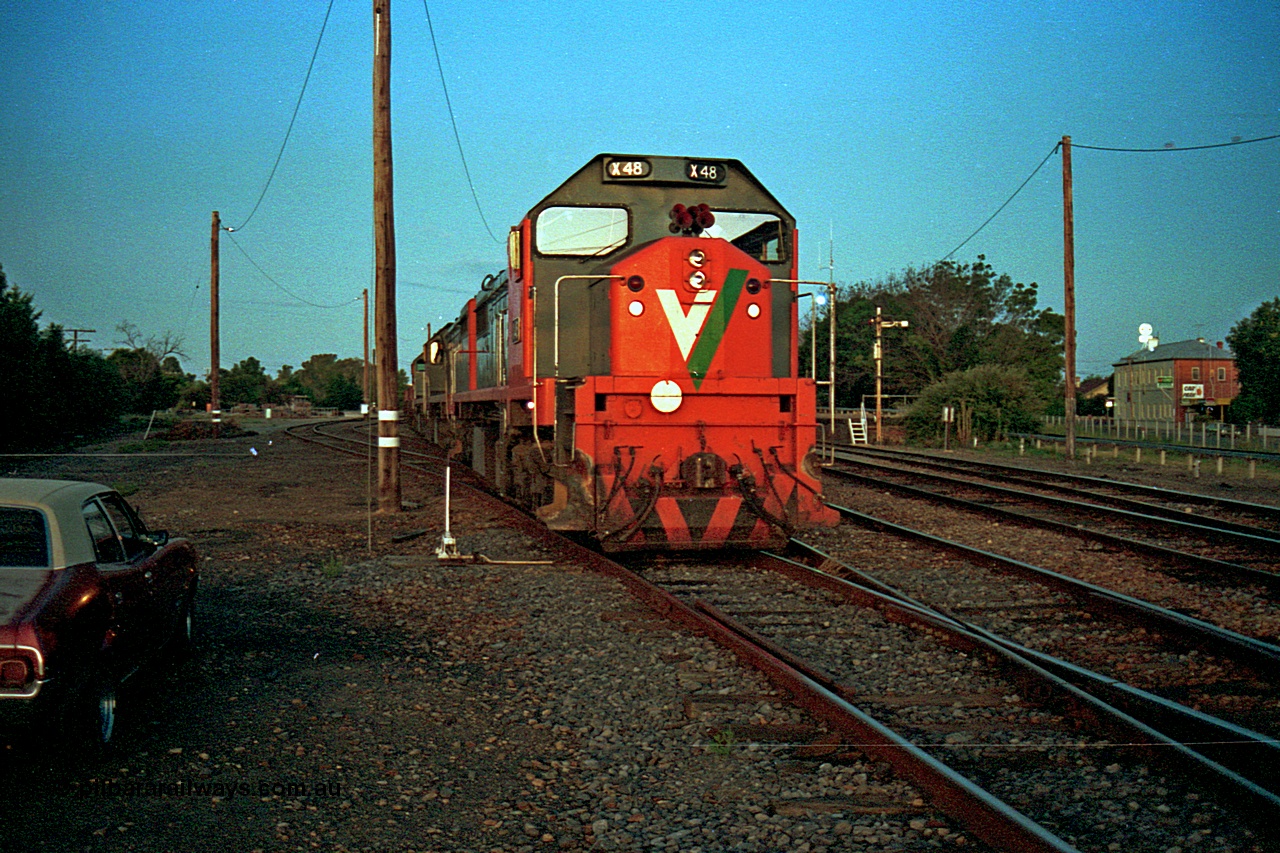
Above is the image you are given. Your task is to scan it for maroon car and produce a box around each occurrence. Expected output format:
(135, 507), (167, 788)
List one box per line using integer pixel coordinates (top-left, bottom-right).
(0, 479), (198, 746)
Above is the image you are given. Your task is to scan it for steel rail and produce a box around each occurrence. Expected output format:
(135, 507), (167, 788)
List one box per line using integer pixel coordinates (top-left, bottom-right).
(862, 442), (1280, 522)
(823, 498), (1280, 671)
(835, 446), (1280, 540)
(835, 454), (1280, 554)
(772, 541), (1280, 795)
(825, 464), (1280, 594)
(600, 565), (1084, 853)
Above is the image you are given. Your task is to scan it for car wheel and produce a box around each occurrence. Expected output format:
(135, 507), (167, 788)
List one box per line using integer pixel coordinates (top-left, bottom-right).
(66, 676), (119, 750)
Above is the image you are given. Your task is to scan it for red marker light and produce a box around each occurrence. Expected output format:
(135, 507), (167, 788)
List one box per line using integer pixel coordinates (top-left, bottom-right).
(626, 275), (645, 292)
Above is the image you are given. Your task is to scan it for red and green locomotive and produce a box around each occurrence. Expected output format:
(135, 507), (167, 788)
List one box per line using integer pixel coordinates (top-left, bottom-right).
(418, 154), (838, 550)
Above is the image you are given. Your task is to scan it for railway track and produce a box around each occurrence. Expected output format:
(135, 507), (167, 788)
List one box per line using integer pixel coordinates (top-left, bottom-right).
(293, 421), (1275, 851)
(837, 445), (1280, 534)
(825, 448), (1280, 595)
(639, 549), (1276, 851)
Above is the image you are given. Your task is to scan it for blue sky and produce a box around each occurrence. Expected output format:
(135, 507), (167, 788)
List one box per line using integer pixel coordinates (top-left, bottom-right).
(1, 0), (1276, 380)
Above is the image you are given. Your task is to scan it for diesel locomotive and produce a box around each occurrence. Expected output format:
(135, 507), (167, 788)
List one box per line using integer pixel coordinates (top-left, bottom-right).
(417, 154), (839, 551)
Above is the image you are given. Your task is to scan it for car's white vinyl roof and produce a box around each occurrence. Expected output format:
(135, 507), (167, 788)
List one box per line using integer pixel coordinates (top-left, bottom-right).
(0, 478), (112, 569)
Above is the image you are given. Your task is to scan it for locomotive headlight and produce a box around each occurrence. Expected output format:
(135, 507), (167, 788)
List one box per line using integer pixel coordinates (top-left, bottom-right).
(688, 249), (706, 268)
(688, 271), (706, 290)
(650, 379), (683, 413)
(746, 303), (761, 319)
(628, 300), (645, 317)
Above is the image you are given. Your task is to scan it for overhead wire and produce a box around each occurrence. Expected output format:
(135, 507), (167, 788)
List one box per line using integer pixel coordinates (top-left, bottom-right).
(938, 132), (1280, 264)
(421, 0), (501, 244)
(225, 231), (360, 310)
(941, 143), (1060, 262)
(1073, 133), (1280, 153)
(228, 0), (336, 234)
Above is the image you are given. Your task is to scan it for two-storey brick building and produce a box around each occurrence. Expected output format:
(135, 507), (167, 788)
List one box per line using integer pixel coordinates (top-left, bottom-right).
(1111, 338), (1239, 425)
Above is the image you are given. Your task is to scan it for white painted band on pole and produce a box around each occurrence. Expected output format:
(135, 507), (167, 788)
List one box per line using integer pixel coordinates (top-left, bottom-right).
(378, 436), (400, 448)
(378, 409), (399, 421)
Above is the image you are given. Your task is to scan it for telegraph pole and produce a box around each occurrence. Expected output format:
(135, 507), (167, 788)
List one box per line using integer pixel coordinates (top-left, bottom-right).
(210, 210), (221, 437)
(373, 0), (401, 512)
(1062, 136), (1077, 460)
(66, 328), (96, 350)
(362, 287), (370, 414)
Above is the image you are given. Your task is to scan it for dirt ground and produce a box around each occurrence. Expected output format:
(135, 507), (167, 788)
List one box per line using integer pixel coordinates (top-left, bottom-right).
(1, 419), (570, 853)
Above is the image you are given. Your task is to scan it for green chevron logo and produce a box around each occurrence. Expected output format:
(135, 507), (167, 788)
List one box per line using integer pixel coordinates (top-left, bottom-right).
(685, 268), (747, 389)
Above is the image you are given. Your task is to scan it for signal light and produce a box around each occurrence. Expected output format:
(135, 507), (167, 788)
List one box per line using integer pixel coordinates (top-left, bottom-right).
(745, 278), (762, 294)
(626, 275), (645, 292)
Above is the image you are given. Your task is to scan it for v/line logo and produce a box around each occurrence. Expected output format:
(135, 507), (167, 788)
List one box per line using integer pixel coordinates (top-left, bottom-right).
(653, 268), (749, 389)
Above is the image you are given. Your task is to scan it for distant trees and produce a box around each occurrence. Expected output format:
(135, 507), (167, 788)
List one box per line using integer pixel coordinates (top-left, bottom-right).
(0, 264), (124, 450)
(1227, 297), (1280, 424)
(800, 256), (1065, 436)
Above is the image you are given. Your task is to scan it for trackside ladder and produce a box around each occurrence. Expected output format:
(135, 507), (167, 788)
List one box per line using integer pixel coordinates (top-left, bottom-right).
(848, 406), (869, 445)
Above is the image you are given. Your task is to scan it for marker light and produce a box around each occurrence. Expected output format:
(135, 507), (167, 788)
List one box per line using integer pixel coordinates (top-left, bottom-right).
(628, 300), (644, 317)
(626, 275), (645, 292)
(745, 278), (762, 294)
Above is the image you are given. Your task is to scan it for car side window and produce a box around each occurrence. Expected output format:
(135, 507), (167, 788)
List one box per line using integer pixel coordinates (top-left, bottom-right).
(83, 501), (126, 564)
(99, 494), (149, 560)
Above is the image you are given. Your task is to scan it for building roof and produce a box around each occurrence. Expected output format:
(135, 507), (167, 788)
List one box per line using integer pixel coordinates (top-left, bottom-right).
(1112, 338), (1234, 367)
(1078, 376), (1109, 397)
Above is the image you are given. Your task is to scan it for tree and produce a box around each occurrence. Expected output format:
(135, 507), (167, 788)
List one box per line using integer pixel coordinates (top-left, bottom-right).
(904, 364), (1045, 444)
(1226, 297), (1280, 423)
(0, 264), (123, 449)
(107, 321), (188, 413)
(800, 256), (1064, 409)
(220, 357), (270, 405)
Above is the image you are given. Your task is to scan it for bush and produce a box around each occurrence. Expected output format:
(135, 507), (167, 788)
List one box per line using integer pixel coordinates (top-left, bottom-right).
(905, 364), (1045, 445)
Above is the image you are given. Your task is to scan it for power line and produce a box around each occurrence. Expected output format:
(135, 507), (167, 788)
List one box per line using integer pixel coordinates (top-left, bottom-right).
(941, 143), (1061, 261)
(1073, 133), (1280, 153)
(938, 132), (1280, 265)
(225, 231), (360, 310)
(421, 1), (500, 244)
(229, 0), (336, 233)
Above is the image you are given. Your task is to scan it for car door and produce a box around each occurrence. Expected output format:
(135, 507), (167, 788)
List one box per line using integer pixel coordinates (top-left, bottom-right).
(81, 498), (153, 677)
(98, 493), (186, 649)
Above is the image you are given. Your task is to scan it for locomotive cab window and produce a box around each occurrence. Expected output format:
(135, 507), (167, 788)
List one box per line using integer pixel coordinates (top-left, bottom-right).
(705, 212), (788, 263)
(535, 206), (628, 256)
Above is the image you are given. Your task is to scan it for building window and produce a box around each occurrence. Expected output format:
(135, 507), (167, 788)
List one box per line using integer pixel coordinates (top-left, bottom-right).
(1217, 367), (1226, 381)
(1191, 367), (1200, 381)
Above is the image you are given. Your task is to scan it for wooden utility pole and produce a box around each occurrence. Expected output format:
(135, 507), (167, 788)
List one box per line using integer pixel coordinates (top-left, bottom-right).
(1062, 136), (1077, 460)
(373, 0), (401, 512)
(66, 328), (96, 350)
(210, 210), (221, 437)
(362, 287), (370, 413)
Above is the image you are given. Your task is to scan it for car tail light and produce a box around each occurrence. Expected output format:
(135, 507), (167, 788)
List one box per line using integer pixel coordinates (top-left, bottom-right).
(0, 658), (32, 689)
